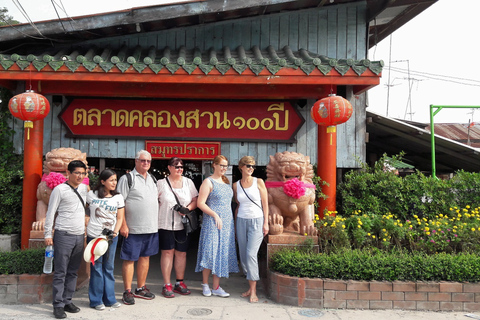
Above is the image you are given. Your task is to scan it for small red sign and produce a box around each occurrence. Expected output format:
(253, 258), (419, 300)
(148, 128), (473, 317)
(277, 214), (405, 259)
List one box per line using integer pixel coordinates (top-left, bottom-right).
(59, 99), (304, 142)
(146, 141), (221, 160)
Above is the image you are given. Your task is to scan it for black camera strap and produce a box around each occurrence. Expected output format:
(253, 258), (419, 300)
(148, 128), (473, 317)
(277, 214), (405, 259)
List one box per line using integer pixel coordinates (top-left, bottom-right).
(239, 179), (262, 210)
(166, 177), (182, 209)
(65, 181), (86, 209)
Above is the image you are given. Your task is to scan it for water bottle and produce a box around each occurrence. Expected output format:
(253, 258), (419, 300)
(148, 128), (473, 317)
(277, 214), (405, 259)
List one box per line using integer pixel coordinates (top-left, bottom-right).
(43, 245), (54, 274)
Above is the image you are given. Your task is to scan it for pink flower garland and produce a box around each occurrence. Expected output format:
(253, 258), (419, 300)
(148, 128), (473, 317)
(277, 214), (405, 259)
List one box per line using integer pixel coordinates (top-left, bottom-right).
(265, 178), (316, 199)
(42, 172), (67, 190)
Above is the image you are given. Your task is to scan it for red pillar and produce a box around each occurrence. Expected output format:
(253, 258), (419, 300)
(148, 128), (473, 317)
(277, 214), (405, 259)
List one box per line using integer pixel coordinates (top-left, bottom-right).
(317, 125), (337, 217)
(21, 119), (44, 249)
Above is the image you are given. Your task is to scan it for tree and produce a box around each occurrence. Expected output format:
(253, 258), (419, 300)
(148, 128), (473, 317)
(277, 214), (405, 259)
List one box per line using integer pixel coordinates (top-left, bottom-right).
(0, 7), (20, 26)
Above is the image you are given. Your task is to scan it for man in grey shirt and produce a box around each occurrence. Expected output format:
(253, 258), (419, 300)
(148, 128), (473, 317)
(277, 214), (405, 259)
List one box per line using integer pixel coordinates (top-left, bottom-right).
(118, 150), (159, 305)
(44, 160), (88, 319)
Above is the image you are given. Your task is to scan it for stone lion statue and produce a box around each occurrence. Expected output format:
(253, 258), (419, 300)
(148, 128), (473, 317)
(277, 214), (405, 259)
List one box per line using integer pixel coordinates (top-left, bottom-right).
(265, 151), (317, 236)
(31, 148), (88, 234)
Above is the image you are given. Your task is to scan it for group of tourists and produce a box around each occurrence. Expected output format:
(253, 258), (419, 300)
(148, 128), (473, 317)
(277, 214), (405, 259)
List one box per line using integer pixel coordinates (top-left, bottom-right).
(44, 150), (269, 319)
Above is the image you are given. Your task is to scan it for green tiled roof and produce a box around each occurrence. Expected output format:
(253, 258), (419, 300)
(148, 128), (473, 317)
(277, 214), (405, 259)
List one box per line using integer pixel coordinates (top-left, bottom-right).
(0, 45), (383, 76)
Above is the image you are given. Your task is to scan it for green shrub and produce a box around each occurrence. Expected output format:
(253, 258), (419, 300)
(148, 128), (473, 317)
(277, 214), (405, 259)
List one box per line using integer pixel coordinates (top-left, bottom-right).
(337, 154), (480, 222)
(0, 87), (24, 234)
(271, 247), (480, 282)
(0, 248), (44, 274)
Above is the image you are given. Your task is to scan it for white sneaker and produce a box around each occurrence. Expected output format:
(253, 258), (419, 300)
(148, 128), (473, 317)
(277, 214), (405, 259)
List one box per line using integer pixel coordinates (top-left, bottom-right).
(202, 284), (212, 297)
(94, 304), (105, 311)
(212, 286), (230, 298)
(110, 302), (122, 308)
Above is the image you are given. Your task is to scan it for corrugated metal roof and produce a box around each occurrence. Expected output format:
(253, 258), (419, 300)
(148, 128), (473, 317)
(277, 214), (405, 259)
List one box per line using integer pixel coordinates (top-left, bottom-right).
(426, 123), (480, 148)
(0, 45), (383, 76)
(366, 111), (480, 173)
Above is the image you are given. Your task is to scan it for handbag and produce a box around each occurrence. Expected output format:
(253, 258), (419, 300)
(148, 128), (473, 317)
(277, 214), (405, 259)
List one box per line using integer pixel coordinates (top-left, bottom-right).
(165, 178), (199, 238)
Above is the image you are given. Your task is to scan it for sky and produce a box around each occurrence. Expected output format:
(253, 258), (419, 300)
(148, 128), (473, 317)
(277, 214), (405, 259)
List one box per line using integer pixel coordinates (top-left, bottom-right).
(4, 0), (480, 125)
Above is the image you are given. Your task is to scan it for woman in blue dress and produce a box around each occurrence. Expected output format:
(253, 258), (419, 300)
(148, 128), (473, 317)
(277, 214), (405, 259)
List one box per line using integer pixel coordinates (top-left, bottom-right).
(195, 155), (238, 297)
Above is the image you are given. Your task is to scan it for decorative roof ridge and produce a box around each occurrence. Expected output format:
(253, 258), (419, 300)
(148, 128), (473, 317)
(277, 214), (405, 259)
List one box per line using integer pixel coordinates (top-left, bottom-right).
(0, 45), (384, 76)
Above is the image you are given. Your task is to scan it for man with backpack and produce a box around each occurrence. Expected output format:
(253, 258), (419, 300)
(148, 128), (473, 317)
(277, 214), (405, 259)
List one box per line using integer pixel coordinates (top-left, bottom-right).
(117, 150), (159, 305)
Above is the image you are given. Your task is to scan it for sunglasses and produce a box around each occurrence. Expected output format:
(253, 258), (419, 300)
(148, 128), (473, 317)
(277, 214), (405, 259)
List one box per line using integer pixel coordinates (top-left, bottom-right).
(138, 159), (151, 163)
(174, 166), (184, 169)
(245, 164), (256, 169)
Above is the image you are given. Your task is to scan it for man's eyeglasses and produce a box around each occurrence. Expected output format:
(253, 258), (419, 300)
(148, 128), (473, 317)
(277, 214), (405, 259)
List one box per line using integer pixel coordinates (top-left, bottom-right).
(137, 159), (151, 164)
(245, 164), (256, 169)
(174, 166), (184, 169)
(72, 171), (87, 176)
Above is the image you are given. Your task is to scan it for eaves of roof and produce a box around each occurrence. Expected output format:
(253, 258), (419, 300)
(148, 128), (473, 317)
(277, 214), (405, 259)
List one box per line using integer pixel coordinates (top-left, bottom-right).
(0, 45), (383, 98)
(0, 0), (438, 53)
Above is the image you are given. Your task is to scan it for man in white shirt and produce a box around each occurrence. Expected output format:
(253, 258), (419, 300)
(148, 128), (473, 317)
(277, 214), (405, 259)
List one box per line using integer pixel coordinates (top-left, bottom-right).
(117, 150), (159, 305)
(44, 160), (88, 319)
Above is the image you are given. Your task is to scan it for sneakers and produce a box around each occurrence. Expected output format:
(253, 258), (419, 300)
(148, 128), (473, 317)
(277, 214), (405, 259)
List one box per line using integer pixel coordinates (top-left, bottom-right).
(173, 282), (191, 295)
(122, 290), (135, 305)
(109, 302), (122, 308)
(134, 286), (155, 300)
(212, 286), (230, 298)
(202, 283), (212, 297)
(162, 284), (175, 298)
(93, 304), (105, 311)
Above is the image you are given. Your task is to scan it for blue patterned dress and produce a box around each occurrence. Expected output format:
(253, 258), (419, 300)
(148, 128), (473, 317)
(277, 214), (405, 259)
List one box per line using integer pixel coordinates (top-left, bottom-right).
(195, 178), (239, 277)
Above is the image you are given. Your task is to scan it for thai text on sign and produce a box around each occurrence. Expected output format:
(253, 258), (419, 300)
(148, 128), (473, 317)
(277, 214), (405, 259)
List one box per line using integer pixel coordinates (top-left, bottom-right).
(59, 99), (304, 142)
(146, 141), (220, 160)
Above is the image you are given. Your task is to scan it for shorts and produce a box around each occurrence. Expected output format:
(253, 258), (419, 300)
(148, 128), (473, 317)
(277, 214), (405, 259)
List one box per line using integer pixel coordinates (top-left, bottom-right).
(158, 229), (189, 252)
(120, 233), (159, 261)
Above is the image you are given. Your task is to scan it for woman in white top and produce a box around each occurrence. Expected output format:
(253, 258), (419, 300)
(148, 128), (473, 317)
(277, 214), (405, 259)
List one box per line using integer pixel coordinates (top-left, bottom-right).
(86, 169), (125, 310)
(233, 156), (269, 303)
(157, 157), (198, 298)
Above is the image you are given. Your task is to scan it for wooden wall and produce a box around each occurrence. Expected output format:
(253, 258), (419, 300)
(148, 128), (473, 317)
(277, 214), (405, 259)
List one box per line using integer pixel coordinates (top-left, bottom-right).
(11, 3), (369, 167)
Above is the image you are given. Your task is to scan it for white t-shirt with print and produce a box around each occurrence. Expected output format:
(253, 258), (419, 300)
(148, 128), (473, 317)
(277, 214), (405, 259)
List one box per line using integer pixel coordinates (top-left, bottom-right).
(86, 190), (125, 238)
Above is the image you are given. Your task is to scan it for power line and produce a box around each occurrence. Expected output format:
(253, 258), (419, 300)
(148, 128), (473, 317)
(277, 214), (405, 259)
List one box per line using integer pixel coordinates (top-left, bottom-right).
(50, 0), (67, 33)
(11, 0), (47, 38)
(385, 65), (480, 87)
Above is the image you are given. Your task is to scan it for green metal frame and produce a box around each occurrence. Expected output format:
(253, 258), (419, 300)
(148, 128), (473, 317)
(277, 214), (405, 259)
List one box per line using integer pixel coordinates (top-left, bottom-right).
(430, 105), (480, 177)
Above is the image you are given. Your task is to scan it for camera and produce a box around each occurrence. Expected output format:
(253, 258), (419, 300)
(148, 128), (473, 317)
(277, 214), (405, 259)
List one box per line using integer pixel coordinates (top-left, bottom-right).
(173, 204), (190, 215)
(102, 228), (115, 240)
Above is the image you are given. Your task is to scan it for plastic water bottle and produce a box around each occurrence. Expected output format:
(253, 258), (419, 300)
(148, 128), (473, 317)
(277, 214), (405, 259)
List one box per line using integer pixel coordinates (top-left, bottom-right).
(43, 245), (54, 274)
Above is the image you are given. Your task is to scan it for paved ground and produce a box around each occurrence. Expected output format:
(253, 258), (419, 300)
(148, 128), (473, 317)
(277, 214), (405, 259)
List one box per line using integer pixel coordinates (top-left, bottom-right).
(0, 235), (477, 320)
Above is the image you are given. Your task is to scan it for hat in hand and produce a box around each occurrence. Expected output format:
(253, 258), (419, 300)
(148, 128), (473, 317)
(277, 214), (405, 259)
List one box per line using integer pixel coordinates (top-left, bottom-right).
(84, 236), (109, 265)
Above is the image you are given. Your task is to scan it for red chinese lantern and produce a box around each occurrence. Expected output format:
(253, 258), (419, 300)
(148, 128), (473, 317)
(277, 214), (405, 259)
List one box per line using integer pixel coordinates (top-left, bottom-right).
(310, 94), (353, 126)
(8, 90), (50, 139)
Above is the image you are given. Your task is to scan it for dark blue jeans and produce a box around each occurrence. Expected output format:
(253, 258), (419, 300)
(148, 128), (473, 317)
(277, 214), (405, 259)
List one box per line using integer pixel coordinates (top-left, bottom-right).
(52, 231), (84, 307)
(87, 236), (119, 307)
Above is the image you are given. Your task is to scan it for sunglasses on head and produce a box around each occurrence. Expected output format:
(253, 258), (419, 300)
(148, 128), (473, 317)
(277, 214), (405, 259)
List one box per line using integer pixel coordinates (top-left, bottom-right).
(245, 164), (256, 169)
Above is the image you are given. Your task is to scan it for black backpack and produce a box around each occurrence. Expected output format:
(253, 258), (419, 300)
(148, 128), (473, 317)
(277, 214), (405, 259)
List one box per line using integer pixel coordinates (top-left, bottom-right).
(125, 171), (157, 189)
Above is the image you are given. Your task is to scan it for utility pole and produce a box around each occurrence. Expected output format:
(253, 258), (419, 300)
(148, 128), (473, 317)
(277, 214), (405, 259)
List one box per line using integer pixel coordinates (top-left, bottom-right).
(386, 35), (393, 117)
